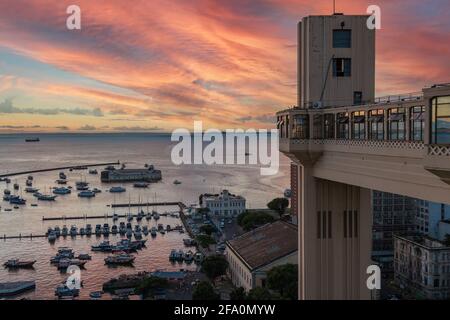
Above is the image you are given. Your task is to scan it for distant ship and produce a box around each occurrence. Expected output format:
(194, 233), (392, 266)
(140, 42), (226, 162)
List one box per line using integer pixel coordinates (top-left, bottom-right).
(25, 137), (40, 142)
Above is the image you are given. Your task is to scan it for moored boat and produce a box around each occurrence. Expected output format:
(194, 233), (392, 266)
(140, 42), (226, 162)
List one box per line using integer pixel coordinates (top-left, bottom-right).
(109, 186), (126, 193)
(91, 241), (112, 252)
(53, 187), (71, 195)
(3, 259), (36, 269)
(37, 194), (57, 201)
(77, 253), (92, 260)
(55, 284), (79, 298)
(104, 253), (135, 265)
(78, 190), (95, 198)
(0, 281), (36, 297)
(9, 196), (26, 205)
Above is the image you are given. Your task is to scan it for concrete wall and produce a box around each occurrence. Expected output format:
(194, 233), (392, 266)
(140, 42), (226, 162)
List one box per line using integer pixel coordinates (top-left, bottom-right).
(298, 15), (375, 108)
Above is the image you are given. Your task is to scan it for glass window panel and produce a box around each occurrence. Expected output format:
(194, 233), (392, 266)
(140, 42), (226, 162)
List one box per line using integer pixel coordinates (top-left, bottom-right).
(333, 30), (352, 48)
(437, 104), (450, 117)
(437, 96), (450, 104)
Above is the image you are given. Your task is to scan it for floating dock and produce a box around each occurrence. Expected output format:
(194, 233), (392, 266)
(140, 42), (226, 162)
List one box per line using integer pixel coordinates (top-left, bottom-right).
(0, 161), (120, 178)
(41, 202), (186, 221)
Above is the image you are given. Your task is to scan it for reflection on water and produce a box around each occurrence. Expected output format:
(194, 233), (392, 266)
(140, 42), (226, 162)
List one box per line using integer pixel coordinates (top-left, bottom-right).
(0, 133), (289, 299)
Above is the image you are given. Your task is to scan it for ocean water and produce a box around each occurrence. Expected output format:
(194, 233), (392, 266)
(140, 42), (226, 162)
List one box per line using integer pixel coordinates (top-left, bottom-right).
(0, 133), (290, 299)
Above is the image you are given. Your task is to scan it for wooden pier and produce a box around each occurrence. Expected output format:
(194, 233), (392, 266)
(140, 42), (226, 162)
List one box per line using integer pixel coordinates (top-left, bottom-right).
(1, 233), (47, 240)
(41, 202), (186, 221)
(111, 201), (185, 208)
(0, 161), (120, 178)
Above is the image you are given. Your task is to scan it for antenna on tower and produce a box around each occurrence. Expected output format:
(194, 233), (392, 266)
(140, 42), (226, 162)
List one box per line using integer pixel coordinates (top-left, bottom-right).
(333, 0), (336, 14)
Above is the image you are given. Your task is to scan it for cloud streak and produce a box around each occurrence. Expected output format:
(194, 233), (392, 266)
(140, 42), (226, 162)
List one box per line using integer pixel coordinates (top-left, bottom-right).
(0, 0), (448, 131)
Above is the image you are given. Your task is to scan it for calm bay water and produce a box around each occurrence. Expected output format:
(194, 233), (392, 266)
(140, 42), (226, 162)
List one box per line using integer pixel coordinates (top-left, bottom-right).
(0, 133), (289, 299)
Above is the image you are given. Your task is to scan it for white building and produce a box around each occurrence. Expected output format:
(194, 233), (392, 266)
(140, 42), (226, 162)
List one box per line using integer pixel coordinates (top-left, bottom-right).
(225, 220), (298, 291)
(394, 235), (450, 299)
(200, 190), (246, 217)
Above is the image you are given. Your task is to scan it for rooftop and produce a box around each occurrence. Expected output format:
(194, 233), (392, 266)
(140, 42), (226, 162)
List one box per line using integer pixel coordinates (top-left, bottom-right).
(226, 220), (298, 271)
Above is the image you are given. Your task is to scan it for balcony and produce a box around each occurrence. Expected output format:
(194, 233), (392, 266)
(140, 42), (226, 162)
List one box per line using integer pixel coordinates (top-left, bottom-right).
(277, 84), (450, 201)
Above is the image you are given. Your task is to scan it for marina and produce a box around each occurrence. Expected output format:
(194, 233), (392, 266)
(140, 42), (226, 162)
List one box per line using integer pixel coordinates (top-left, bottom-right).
(0, 133), (288, 299)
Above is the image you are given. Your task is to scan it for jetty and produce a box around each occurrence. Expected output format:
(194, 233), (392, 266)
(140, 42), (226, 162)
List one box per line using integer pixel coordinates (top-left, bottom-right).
(111, 201), (186, 209)
(0, 161), (120, 178)
(41, 202), (186, 221)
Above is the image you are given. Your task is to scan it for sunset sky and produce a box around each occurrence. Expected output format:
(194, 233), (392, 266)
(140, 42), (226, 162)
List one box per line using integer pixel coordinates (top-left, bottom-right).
(0, 0), (449, 132)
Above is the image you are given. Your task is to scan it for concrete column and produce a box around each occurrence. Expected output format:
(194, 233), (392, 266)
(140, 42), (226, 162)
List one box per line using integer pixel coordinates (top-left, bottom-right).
(383, 111), (389, 140)
(405, 107), (411, 141)
(298, 165), (373, 299)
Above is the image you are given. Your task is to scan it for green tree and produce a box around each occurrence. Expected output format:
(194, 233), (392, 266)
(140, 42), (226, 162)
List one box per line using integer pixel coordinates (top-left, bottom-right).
(199, 224), (215, 235)
(192, 281), (220, 300)
(246, 287), (273, 300)
(229, 287), (246, 300)
(267, 264), (298, 300)
(238, 211), (274, 231)
(135, 276), (169, 298)
(267, 198), (289, 217)
(196, 234), (216, 248)
(444, 234), (450, 246)
(201, 254), (228, 280)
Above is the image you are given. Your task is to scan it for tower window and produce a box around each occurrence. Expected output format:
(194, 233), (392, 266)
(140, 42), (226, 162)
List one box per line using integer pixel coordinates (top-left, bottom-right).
(333, 29), (352, 48)
(333, 58), (351, 77)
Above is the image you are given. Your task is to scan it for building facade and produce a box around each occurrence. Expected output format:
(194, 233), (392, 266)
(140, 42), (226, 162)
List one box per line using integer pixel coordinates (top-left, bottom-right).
(276, 11), (450, 300)
(200, 190), (246, 217)
(297, 14), (375, 109)
(372, 191), (417, 273)
(100, 166), (162, 182)
(225, 221), (298, 291)
(394, 235), (450, 299)
(416, 200), (450, 240)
